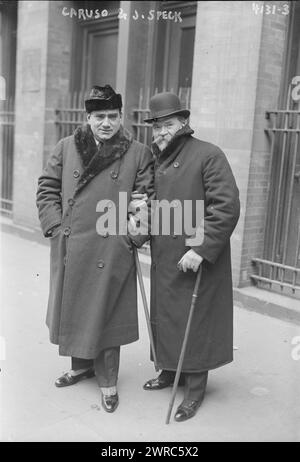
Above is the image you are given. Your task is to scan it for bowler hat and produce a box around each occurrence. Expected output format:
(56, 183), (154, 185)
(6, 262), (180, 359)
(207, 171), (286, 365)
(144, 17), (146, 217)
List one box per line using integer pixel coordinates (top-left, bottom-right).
(144, 92), (190, 123)
(85, 85), (122, 113)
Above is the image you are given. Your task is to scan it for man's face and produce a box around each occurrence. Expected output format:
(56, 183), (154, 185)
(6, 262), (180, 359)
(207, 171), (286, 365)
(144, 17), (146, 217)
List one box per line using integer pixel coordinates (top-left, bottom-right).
(152, 116), (186, 151)
(87, 109), (121, 141)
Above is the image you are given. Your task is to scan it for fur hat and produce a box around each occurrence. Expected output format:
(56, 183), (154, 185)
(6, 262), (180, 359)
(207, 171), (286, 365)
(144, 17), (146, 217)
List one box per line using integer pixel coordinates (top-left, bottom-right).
(85, 85), (122, 113)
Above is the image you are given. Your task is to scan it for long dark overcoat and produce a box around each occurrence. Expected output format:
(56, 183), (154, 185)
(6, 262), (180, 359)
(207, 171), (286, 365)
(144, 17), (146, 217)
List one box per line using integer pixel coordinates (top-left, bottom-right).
(37, 125), (154, 359)
(150, 126), (240, 372)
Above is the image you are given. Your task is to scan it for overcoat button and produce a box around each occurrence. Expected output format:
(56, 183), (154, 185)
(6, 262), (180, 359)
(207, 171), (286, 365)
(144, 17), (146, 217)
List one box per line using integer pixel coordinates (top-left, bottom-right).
(173, 162), (180, 168)
(73, 170), (80, 178)
(63, 227), (71, 236)
(97, 260), (105, 268)
(68, 198), (75, 207)
(111, 171), (118, 179)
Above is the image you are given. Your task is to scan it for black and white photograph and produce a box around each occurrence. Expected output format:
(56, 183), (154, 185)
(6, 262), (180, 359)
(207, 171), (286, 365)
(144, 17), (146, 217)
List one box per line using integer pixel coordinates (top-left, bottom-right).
(0, 0), (299, 444)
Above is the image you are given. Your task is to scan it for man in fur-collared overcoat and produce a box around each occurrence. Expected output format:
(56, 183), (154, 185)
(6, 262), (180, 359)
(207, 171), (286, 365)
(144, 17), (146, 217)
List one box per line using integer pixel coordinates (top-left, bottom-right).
(36, 85), (154, 413)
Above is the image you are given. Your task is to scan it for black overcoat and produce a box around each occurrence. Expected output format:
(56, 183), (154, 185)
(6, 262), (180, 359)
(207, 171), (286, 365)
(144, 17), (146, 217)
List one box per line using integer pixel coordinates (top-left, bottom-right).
(36, 125), (154, 359)
(150, 126), (240, 372)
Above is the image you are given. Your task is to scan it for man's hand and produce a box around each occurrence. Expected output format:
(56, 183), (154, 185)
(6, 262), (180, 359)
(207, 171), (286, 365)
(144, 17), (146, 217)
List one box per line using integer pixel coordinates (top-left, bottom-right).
(128, 190), (148, 215)
(47, 224), (61, 238)
(177, 249), (203, 273)
(128, 214), (139, 234)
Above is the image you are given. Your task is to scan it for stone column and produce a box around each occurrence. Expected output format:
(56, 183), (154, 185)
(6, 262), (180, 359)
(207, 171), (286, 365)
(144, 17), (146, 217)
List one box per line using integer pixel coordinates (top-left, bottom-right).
(13, 0), (73, 228)
(190, 1), (288, 287)
(116, 1), (156, 132)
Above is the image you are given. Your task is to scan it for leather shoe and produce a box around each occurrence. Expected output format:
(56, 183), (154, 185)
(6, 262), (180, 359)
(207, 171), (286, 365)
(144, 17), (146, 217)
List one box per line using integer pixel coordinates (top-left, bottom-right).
(55, 368), (95, 387)
(143, 375), (173, 390)
(101, 393), (119, 413)
(143, 374), (184, 390)
(174, 399), (200, 422)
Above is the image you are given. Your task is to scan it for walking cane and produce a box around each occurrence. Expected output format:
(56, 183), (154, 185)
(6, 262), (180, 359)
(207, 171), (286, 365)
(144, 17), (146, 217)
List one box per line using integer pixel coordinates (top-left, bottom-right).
(133, 246), (159, 372)
(165, 266), (203, 424)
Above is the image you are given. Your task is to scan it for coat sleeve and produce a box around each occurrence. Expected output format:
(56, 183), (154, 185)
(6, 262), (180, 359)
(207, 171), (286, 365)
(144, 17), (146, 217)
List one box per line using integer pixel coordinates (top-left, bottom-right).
(190, 147), (240, 264)
(128, 145), (155, 248)
(36, 139), (64, 237)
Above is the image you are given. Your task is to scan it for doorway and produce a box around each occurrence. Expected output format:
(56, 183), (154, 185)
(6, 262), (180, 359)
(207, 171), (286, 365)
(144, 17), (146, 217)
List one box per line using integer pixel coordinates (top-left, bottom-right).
(153, 2), (197, 103)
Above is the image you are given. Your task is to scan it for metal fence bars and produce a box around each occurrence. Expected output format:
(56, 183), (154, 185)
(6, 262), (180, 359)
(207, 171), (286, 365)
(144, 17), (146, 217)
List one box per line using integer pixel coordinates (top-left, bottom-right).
(55, 91), (88, 141)
(0, 97), (15, 216)
(251, 86), (300, 298)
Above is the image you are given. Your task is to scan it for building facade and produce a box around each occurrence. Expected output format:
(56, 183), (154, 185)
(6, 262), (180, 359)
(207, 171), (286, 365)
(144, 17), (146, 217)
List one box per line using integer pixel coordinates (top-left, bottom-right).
(1, 1), (299, 302)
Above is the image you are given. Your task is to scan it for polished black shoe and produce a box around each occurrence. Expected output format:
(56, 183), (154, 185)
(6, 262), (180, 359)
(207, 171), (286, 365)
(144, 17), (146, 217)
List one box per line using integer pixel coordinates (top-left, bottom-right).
(143, 376), (173, 390)
(55, 368), (95, 387)
(101, 393), (119, 413)
(143, 373), (184, 391)
(174, 399), (200, 422)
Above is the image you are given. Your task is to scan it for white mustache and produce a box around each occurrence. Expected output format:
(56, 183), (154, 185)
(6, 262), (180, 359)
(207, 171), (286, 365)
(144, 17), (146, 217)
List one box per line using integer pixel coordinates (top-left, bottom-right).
(153, 135), (168, 144)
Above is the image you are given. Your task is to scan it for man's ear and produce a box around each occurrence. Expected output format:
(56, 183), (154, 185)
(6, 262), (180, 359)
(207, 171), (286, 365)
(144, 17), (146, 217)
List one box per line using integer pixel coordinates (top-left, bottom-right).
(179, 118), (187, 129)
(87, 113), (91, 122)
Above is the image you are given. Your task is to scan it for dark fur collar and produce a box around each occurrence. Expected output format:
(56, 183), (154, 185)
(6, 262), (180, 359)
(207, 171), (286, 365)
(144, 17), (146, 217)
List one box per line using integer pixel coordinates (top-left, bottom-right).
(73, 124), (133, 194)
(152, 124), (194, 166)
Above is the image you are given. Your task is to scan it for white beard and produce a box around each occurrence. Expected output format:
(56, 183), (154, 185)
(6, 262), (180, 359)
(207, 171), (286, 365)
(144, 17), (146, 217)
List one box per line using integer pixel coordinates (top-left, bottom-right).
(156, 138), (170, 151)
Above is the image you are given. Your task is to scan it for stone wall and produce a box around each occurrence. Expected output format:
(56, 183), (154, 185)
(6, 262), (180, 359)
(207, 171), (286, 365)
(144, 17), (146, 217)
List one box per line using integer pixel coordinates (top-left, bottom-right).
(13, 0), (73, 228)
(190, 1), (288, 287)
(13, 0), (49, 228)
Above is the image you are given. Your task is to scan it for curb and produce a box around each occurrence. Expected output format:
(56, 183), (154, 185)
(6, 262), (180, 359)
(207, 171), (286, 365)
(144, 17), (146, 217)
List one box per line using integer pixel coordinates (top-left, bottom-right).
(233, 287), (300, 325)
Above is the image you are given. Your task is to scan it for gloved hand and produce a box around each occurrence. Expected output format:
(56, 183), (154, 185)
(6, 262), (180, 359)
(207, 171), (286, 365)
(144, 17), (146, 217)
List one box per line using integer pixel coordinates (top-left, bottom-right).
(127, 190), (150, 248)
(128, 190), (148, 215)
(177, 249), (203, 273)
(128, 214), (139, 235)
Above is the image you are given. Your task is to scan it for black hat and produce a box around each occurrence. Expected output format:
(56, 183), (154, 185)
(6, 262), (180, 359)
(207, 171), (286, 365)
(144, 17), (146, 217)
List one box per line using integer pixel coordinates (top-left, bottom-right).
(144, 92), (190, 123)
(85, 85), (122, 113)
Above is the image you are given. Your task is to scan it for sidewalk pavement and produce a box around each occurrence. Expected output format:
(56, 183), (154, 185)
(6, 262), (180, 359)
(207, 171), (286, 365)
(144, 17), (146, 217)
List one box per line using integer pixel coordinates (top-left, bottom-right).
(1, 230), (300, 442)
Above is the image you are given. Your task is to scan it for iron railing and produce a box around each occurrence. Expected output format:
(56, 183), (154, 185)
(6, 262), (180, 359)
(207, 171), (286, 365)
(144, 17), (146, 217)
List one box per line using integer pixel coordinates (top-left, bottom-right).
(55, 91), (88, 140)
(0, 97), (15, 216)
(251, 85), (300, 297)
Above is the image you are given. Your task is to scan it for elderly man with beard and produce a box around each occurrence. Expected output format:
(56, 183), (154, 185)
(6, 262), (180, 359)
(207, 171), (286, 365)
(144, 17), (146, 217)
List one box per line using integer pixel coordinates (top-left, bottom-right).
(131, 92), (240, 422)
(36, 85), (154, 413)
